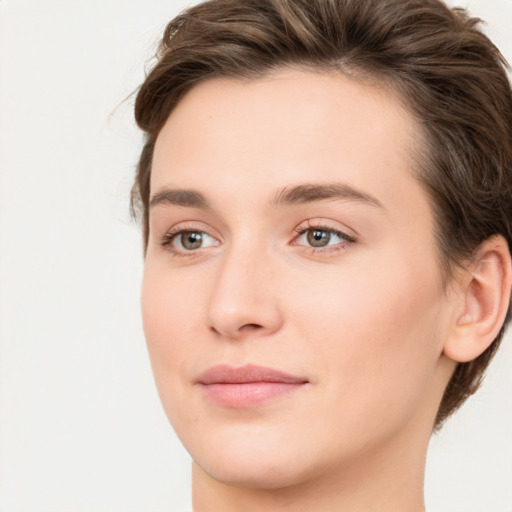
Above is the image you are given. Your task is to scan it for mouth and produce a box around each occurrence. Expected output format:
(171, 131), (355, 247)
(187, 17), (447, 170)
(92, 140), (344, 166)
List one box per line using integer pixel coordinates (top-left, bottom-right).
(196, 364), (309, 408)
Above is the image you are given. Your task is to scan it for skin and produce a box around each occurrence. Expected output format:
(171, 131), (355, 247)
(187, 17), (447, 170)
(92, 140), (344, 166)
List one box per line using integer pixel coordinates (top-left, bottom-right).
(141, 69), (506, 511)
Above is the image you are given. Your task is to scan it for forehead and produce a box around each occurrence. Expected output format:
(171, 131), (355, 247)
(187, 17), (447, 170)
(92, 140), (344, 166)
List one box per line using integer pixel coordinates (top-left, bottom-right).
(151, 68), (425, 215)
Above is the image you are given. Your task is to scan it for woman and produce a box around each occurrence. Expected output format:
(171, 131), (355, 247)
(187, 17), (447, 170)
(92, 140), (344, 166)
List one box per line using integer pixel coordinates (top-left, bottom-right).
(132, 0), (512, 510)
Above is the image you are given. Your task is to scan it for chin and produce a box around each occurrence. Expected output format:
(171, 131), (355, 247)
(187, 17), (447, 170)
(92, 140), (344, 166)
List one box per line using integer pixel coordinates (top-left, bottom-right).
(199, 456), (310, 490)
(184, 425), (318, 490)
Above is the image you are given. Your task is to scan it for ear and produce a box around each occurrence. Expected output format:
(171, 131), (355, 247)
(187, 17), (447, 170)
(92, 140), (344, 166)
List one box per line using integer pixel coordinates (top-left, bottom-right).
(443, 235), (512, 363)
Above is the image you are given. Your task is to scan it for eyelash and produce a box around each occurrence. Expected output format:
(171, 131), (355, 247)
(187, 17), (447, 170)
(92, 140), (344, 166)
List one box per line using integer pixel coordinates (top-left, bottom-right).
(159, 223), (356, 257)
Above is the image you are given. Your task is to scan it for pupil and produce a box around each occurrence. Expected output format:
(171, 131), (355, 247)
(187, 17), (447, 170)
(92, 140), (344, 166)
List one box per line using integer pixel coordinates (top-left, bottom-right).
(307, 229), (330, 247)
(182, 232), (203, 250)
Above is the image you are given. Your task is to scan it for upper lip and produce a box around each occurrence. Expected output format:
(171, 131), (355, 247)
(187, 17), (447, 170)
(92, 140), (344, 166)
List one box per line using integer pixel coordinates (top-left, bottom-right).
(197, 364), (308, 385)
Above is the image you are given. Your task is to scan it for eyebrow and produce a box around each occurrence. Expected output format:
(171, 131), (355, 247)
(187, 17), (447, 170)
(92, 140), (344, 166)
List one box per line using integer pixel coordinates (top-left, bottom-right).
(270, 183), (384, 209)
(149, 189), (211, 209)
(149, 182), (384, 210)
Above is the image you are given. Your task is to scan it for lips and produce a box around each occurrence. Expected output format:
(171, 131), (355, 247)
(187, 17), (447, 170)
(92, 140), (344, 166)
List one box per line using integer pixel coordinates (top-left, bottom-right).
(197, 364), (309, 408)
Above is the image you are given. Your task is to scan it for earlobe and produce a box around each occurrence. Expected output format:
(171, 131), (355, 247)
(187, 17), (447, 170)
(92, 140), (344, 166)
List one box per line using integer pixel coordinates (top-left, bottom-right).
(443, 236), (512, 363)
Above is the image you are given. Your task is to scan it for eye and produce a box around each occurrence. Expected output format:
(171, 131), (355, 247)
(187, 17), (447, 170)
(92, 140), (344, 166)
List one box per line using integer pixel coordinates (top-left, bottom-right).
(162, 229), (218, 252)
(293, 225), (356, 251)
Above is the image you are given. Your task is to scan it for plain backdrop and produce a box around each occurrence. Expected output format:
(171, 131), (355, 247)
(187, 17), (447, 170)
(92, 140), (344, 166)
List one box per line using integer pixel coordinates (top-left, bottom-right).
(0, 1), (511, 511)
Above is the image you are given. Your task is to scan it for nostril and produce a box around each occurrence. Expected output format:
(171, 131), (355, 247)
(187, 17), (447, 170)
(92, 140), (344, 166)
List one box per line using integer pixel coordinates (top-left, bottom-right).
(242, 323), (262, 331)
(209, 322), (263, 337)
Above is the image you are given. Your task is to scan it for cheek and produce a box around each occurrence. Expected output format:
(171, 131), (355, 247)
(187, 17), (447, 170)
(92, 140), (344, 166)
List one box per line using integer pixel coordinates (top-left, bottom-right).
(286, 252), (444, 421)
(141, 262), (206, 401)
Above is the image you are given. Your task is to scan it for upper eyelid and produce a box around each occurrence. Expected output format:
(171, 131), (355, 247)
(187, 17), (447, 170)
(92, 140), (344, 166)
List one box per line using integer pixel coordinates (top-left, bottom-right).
(161, 221), (352, 236)
(293, 220), (357, 239)
(163, 222), (222, 239)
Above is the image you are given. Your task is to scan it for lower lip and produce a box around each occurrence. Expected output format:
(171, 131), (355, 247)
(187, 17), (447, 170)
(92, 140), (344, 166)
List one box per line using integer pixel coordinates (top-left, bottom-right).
(201, 382), (306, 408)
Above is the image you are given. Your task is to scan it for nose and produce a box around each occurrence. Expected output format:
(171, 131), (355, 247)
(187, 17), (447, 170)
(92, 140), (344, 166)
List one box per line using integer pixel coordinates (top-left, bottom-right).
(207, 242), (283, 340)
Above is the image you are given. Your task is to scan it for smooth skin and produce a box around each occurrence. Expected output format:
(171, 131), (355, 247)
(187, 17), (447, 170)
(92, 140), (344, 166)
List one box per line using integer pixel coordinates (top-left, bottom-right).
(141, 68), (511, 512)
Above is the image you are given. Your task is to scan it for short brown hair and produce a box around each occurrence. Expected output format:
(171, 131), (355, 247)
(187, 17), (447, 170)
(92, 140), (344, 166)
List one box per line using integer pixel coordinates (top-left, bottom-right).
(132, 0), (512, 427)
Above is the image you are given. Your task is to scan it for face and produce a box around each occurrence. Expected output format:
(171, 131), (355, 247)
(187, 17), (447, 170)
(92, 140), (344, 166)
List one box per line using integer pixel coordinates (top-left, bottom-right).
(142, 69), (454, 489)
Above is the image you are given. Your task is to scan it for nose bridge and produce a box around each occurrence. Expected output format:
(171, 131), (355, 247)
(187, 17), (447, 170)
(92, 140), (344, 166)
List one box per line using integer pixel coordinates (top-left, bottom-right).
(207, 234), (282, 338)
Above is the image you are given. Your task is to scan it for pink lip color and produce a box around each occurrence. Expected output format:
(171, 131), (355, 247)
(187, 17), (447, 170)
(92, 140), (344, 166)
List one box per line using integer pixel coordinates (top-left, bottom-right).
(197, 364), (308, 408)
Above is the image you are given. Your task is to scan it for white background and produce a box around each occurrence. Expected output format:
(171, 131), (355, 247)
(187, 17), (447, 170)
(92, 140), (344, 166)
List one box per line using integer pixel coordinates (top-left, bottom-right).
(0, 1), (511, 511)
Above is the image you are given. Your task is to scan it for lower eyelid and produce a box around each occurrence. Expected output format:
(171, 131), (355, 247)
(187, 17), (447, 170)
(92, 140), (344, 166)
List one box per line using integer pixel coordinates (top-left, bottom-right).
(300, 239), (354, 259)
